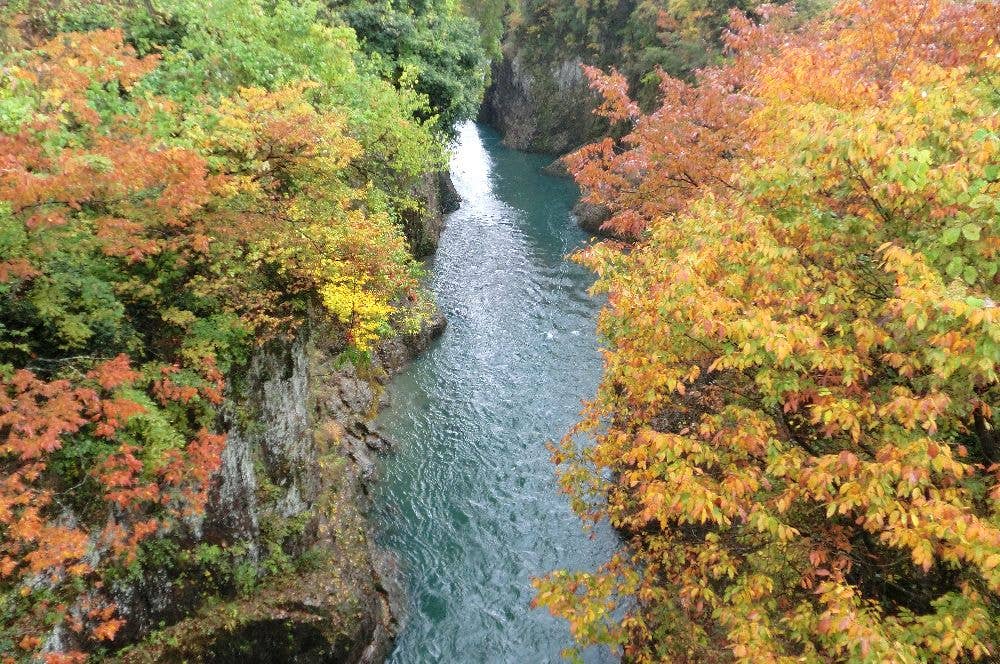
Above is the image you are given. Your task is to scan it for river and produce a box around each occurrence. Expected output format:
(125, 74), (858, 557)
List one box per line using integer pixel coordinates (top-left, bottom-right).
(373, 123), (619, 663)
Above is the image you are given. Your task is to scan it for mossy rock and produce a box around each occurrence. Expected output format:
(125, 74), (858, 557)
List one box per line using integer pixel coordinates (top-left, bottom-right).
(112, 562), (387, 664)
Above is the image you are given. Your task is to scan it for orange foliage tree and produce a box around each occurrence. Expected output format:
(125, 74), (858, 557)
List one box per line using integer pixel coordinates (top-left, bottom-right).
(0, 27), (423, 661)
(0, 31), (231, 660)
(537, 0), (1000, 661)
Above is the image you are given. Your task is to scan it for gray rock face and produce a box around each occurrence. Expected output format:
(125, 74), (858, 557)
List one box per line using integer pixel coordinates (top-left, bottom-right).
(572, 199), (636, 241)
(404, 170), (461, 258)
(541, 156), (571, 178)
(480, 50), (606, 154)
(99, 183), (457, 663)
(572, 199), (611, 234)
(109, 312), (445, 664)
(571, 199), (619, 238)
(377, 310), (447, 371)
(206, 332), (314, 555)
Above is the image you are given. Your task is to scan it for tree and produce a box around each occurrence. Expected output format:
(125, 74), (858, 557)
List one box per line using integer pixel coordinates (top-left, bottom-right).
(460, 0), (510, 61)
(0, 17), (433, 658)
(328, 0), (489, 131)
(537, 0), (1000, 661)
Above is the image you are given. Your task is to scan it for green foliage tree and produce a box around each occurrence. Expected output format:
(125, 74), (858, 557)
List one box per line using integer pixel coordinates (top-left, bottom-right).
(328, 0), (488, 131)
(460, 0), (510, 61)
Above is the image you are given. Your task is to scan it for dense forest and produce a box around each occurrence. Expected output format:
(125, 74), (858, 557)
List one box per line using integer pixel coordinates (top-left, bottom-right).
(0, 0), (486, 660)
(535, 0), (1000, 661)
(1, 0), (999, 662)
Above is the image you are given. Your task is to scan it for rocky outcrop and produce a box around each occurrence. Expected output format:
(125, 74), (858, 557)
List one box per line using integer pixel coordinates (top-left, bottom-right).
(108, 310), (445, 664)
(403, 171), (461, 258)
(378, 311), (447, 376)
(102, 183), (457, 663)
(572, 199), (613, 236)
(541, 156), (571, 178)
(573, 199), (639, 241)
(480, 49), (607, 154)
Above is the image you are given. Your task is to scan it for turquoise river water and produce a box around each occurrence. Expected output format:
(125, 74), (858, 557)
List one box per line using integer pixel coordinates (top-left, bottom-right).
(373, 123), (619, 663)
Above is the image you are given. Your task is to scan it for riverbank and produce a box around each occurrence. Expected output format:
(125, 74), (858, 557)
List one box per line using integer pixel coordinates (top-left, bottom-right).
(94, 172), (455, 662)
(109, 312), (446, 664)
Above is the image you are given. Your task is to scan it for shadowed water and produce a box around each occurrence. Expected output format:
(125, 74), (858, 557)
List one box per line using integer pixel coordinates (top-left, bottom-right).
(374, 123), (619, 663)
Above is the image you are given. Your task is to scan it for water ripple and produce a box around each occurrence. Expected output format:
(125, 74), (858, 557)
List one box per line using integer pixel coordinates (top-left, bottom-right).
(374, 123), (619, 664)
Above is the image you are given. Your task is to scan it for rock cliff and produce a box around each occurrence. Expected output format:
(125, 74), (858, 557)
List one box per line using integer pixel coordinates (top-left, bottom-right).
(479, 48), (606, 155)
(95, 182), (454, 664)
(404, 171), (462, 258)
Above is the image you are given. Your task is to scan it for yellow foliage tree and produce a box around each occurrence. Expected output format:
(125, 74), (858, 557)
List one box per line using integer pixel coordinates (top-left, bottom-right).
(538, 0), (1000, 661)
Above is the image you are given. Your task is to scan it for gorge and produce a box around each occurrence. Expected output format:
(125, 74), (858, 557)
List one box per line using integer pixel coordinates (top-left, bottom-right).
(3, 1), (999, 662)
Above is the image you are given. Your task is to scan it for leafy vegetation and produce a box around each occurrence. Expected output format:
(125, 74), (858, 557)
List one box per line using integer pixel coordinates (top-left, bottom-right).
(0, 0), (475, 659)
(505, 0), (775, 105)
(328, 0), (489, 131)
(536, 0), (1000, 661)
(459, 0), (510, 61)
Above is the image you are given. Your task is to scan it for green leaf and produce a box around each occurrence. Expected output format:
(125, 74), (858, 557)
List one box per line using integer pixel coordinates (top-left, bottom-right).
(941, 227), (961, 245)
(946, 256), (964, 277)
(962, 224), (981, 241)
(962, 265), (978, 285)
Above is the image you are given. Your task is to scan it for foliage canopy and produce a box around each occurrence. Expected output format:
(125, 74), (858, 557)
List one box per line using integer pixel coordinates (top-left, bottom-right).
(0, 0), (465, 658)
(506, 0), (806, 104)
(537, 0), (1000, 661)
(328, 0), (489, 131)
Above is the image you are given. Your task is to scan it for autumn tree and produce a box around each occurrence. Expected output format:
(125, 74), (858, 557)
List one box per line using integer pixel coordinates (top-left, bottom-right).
(537, 0), (1000, 661)
(0, 14), (435, 658)
(0, 32), (229, 659)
